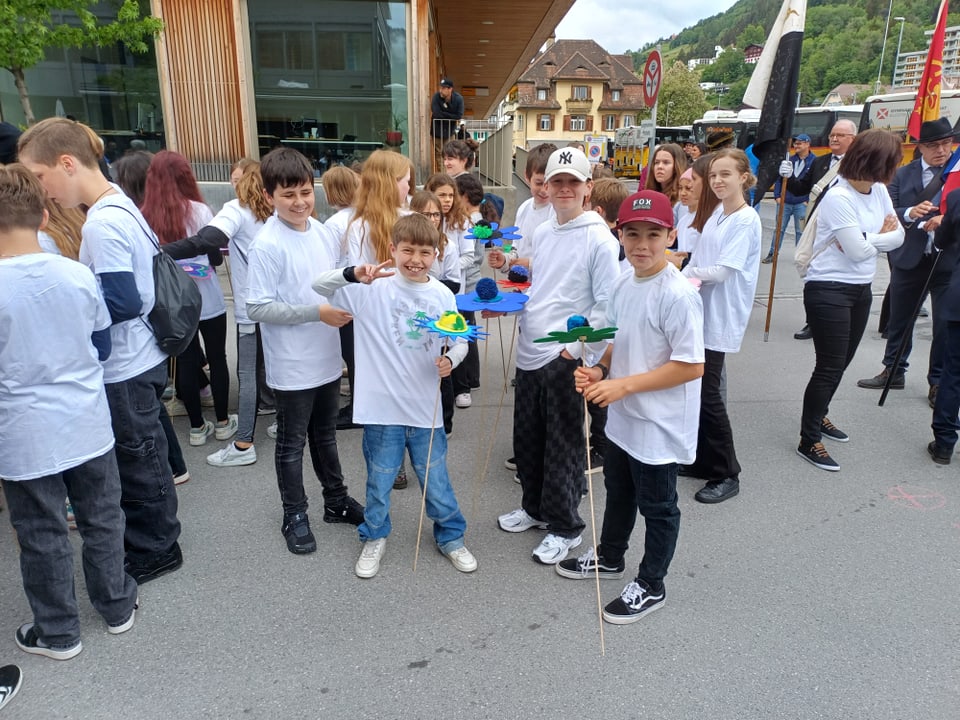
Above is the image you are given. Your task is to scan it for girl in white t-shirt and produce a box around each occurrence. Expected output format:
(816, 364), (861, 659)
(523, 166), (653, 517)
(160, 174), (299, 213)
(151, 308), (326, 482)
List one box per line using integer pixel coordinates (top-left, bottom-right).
(142, 150), (235, 447)
(644, 144), (688, 227)
(797, 130), (904, 472)
(681, 149), (762, 504)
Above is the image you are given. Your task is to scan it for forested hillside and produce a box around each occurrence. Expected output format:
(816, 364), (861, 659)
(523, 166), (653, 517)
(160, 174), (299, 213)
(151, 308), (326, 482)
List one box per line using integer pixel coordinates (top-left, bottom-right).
(628, 0), (955, 106)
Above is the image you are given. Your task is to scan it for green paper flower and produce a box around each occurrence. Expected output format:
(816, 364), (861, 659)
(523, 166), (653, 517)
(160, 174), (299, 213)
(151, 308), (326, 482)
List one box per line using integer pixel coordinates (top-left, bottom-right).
(533, 325), (618, 344)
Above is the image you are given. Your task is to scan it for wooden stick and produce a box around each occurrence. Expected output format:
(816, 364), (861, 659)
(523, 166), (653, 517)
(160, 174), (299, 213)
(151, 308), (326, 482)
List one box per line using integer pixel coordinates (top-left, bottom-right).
(413, 339), (447, 572)
(580, 338), (605, 656)
(763, 192), (788, 342)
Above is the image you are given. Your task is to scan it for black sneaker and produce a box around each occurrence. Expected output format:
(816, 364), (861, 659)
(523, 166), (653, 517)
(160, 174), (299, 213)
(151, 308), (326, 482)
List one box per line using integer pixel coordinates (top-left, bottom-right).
(323, 496), (364, 525)
(694, 477), (739, 503)
(602, 579), (665, 624)
(15, 623), (82, 660)
(796, 442), (839, 471)
(555, 548), (624, 580)
(587, 449), (604, 473)
(393, 466), (408, 489)
(820, 417), (849, 443)
(793, 324), (812, 340)
(281, 512), (317, 554)
(0, 663), (23, 710)
(928, 441), (952, 465)
(125, 542), (183, 585)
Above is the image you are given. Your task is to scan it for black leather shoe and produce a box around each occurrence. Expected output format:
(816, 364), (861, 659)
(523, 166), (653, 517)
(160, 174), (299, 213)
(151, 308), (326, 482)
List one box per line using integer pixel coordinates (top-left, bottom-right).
(694, 477), (739, 504)
(927, 441), (952, 465)
(929, 385), (938, 409)
(856, 368), (904, 389)
(793, 325), (812, 340)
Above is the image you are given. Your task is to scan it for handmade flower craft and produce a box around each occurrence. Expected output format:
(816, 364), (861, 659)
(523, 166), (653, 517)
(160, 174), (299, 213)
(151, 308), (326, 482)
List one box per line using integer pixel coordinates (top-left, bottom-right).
(497, 265), (531, 291)
(415, 310), (488, 341)
(456, 277), (529, 313)
(465, 220), (522, 252)
(533, 314), (617, 344)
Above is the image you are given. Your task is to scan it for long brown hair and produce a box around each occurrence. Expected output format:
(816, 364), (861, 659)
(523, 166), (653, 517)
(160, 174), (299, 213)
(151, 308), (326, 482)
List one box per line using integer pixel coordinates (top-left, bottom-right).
(644, 143), (688, 203)
(691, 155), (719, 234)
(234, 162), (272, 222)
(44, 199), (84, 260)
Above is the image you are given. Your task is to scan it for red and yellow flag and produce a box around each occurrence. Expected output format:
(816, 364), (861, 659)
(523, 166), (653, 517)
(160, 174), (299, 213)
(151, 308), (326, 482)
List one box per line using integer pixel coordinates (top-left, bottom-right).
(908, 0), (949, 140)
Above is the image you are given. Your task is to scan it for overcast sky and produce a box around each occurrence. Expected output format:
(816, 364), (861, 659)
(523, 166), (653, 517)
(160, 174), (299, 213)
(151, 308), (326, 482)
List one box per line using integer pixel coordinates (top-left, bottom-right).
(554, 0), (742, 54)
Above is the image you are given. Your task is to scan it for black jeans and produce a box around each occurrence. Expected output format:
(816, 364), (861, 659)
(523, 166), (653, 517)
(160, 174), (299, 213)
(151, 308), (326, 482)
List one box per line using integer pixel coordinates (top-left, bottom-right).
(273, 380), (349, 516)
(599, 443), (680, 585)
(801, 281), (872, 446)
(452, 311), (480, 395)
(176, 313), (229, 427)
(687, 349), (741, 482)
(931, 319), (960, 451)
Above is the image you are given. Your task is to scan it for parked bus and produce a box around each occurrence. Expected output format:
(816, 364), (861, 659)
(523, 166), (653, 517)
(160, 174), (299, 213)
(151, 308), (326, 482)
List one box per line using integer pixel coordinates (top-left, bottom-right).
(613, 125), (693, 178)
(793, 105), (863, 156)
(860, 90), (960, 164)
(692, 110), (759, 151)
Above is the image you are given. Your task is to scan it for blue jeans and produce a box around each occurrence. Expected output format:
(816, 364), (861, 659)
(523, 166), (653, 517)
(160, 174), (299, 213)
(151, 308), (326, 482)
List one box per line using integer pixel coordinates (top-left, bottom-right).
(104, 360), (181, 566)
(359, 425), (466, 553)
(2, 450), (138, 649)
(598, 443), (680, 585)
(273, 380), (349, 516)
(768, 202), (806, 256)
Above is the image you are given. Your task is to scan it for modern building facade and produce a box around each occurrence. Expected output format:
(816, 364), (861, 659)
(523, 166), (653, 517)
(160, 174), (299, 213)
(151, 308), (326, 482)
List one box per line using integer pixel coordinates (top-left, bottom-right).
(893, 24), (960, 90)
(1, 0), (574, 181)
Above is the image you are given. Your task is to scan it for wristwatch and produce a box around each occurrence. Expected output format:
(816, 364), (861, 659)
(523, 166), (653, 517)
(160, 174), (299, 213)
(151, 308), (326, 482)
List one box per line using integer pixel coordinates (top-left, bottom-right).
(595, 363), (609, 379)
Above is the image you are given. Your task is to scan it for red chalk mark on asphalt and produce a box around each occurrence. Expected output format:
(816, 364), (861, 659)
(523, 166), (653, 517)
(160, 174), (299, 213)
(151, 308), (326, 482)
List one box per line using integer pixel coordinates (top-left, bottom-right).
(886, 485), (947, 511)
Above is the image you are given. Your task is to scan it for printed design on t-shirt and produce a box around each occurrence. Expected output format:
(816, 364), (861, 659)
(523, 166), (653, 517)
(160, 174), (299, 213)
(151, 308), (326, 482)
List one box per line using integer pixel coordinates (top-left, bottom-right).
(177, 261), (210, 278)
(392, 301), (437, 353)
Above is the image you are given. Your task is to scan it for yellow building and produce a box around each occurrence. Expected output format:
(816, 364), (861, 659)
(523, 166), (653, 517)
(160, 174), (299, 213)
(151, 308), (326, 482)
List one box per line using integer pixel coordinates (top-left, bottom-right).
(505, 39), (645, 149)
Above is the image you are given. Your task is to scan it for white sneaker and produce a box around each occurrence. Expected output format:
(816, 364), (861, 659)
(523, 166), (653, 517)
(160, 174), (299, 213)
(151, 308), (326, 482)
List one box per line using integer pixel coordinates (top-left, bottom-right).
(189, 420), (215, 446)
(164, 398), (187, 417)
(199, 386), (214, 407)
(355, 538), (386, 578)
(214, 414), (239, 441)
(532, 533), (582, 565)
(107, 596), (139, 635)
(207, 443), (257, 467)
(266, 421), (278, 439)
(173, 471), (190, 485)
(444, 546), (478, 573)
(497, 508), (547, 533)
(455, 393), (472, 408)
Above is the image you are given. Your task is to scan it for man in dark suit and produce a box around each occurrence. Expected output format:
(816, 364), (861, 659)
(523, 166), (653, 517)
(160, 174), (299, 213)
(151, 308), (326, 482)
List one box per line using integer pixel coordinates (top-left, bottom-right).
(786, 119), (857, 339)
(857, 117), (960, 408)
(928, 187), (960, 464)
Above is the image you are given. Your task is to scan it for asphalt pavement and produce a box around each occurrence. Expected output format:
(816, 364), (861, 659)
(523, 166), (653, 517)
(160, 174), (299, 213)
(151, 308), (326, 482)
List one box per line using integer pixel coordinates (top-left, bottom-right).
(1, 198), (957, 719)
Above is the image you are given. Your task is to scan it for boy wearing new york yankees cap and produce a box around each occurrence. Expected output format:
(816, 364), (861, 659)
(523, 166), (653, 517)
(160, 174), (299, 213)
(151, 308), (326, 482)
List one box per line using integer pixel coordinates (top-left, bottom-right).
(557, 190), (704, 625)
(493, 147), (620, 565)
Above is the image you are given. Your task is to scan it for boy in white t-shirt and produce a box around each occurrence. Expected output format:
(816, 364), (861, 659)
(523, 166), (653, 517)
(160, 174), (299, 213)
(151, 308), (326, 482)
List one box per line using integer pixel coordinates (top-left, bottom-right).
(494, 147), (621, 566)
(556, 190), (704, 625)
(0, 165), (138, 660)
(246, 148), (364, 555)
(312, 214), (478, 578)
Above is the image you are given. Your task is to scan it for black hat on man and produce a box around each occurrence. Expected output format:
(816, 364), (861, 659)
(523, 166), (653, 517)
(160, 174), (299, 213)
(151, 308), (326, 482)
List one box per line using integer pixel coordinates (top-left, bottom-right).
(0, 122), (21, 165)
(440, 77), (454, 88)
(918, 117), (957, 144)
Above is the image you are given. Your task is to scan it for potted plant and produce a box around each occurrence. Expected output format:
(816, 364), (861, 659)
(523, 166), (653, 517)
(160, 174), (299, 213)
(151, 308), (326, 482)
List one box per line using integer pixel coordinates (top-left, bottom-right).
(385, 112), (405, 147)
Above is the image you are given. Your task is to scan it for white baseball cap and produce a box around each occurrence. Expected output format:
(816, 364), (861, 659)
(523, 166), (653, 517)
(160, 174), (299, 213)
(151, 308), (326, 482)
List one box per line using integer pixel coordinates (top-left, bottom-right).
(544, 147), (591, 182)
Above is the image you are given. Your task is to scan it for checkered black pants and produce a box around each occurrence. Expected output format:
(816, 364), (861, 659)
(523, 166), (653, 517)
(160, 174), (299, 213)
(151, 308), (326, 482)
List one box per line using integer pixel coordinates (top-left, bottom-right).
(513, 354), (586, 537)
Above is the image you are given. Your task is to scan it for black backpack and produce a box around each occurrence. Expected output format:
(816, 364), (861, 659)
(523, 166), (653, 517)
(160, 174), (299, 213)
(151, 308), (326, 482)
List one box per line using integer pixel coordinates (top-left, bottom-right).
(113, 205), (202, 356)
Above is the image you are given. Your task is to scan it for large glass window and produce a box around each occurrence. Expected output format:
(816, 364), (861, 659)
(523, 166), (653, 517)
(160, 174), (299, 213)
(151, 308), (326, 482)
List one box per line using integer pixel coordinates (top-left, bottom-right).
(0, 3), (164, 163)
(248, 0), (408, 174)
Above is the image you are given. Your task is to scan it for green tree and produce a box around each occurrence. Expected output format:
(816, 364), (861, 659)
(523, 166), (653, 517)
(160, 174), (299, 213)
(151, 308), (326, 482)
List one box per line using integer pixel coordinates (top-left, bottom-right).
(0, 1), (163, 125)
(700, 47), (748, 85)
(736, 23), (766, 48)
(658, 61), (709, 124)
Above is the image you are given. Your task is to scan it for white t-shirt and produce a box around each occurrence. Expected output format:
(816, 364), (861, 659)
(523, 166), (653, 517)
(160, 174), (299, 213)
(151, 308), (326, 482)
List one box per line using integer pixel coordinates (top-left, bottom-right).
(38, 231), (61, 256)
(332, 275), (465, 428)
(0, 254), (114, 480)
(79, 192), (168, 383)
(246, 216), (342, 390)
(428, 237), (461, 287)
(604, 264), (704, 465)
(805, 178), (898, 284)
(675, 209), (700, 254)
(324, 206), (354, 266)
(513, 197), (554, 259)
(178, 201), (224, 322)
(517, 211), (621, 370)
(208, 200), (265, 327)
(344, 209), (411, 265)
(684, 204), (761, 353)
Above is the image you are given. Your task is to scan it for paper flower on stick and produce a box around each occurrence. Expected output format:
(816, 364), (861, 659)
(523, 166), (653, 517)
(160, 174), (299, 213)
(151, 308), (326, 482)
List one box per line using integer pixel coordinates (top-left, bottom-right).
(466, 221), (522, 252)
(415, 310), (488, 342)
(456, 277), (529, 313)
(498, 265), (531, 291)
(533, 314), (617, 344)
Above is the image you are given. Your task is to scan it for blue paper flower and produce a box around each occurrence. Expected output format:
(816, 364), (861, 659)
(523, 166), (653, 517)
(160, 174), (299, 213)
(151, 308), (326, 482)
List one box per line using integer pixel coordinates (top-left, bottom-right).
(465, 221), (522, 249)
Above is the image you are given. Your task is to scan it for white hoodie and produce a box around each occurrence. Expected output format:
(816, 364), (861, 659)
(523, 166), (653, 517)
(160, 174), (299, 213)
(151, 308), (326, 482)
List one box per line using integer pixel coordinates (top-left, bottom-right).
(516, 210), (620, 371)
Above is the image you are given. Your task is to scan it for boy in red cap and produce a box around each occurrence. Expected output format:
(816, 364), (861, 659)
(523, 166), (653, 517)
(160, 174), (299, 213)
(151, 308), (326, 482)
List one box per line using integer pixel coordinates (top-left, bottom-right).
(557, 189), (705, 624)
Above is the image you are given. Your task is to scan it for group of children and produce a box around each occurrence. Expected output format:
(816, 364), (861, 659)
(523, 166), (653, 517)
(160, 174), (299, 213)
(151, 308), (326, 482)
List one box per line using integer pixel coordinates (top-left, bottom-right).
(1, 118), (765, 662)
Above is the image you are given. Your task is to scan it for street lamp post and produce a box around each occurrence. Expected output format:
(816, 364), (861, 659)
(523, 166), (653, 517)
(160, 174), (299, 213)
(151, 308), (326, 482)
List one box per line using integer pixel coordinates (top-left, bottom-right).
(892, 17), (906, 87)
(876, 0), (895, 95)
(665, 101), (674, 126)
